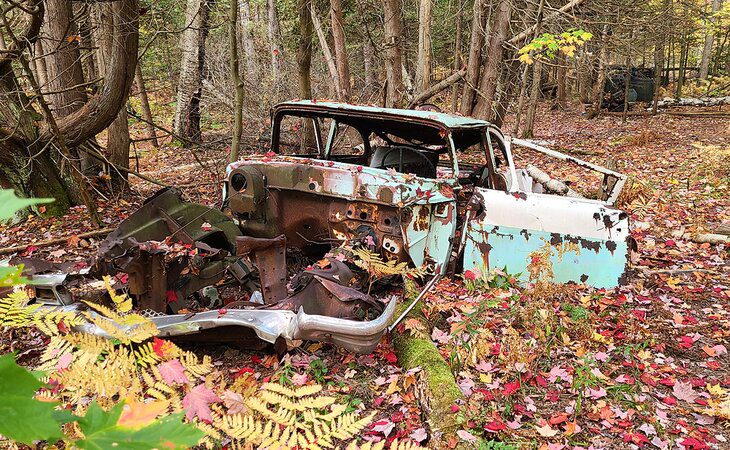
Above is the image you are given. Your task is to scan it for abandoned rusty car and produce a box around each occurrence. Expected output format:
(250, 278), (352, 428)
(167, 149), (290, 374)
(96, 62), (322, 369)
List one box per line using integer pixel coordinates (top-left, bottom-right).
(27, 101), (633, 353)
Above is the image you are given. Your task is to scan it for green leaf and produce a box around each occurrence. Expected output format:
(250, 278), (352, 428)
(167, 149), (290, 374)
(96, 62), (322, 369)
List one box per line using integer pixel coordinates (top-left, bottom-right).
(77, 404), (203, 450)
(0, 265), (29, 287)
(0, 354), (66, 444)
(0, 189), (54, 221)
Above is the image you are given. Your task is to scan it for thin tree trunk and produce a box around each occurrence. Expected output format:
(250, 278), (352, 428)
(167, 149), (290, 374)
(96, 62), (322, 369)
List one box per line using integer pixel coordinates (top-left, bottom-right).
(383, 0), (404, 107)
(229, 0), (244, 163)
(267, 0), (281, 84)
(173, 0), (211, 143)
(522, 61), (542, 138)
(363, 38), (374, 91)
(472, 0), (511, 119)
(652, 43), (664, 114)
(587, 24), (609, 119)
(676, 35), (688, 98)
(32, 40), (47, 91)
(556, 53), (567, 109)
(699, 0), (721, 80)
(96, 1), (131, 187)
(460, 0), (487, 115)
(134, 63), (159, 148)
(450, 0), (463, 111)
(239, 0), (256, 79)
(330, 0), (351, 100)
(298, 0), (314, 100)
(512, 64), (529, 135)
(522, 0), (545, 137)
(311, 4), (340, 98)
(416, 0), (432, 91)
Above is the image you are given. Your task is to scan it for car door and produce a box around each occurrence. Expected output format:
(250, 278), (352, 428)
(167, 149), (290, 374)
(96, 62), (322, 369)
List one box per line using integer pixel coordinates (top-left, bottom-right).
(461, 134), (631, 288)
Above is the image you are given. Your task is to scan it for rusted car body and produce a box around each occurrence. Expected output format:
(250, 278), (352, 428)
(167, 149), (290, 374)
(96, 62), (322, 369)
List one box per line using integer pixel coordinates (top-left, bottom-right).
(30, 101), (631, 353)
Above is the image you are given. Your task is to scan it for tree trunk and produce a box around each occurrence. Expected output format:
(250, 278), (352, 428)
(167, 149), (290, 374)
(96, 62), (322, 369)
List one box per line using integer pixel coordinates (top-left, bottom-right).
(96, 1), (131, 187)
(363, 38), (374, 92)
(472, 0), (511, 119)
(230, 0), (245, 163)
(556, 54), (567, 109)
(298, 0), (314, 100)
(587, 24), (609, 119)
(32, 40), (48, 91)
(699, 0), (721, 80)
(173, 0), (211, 144)
(521, 0), (544, 137)
(0, 65), (72, 216)
(460, 0), (487, 115)
(311, 4), (341, 99)
(383, 0), (404, 107)
(238, 0), (257, 79)
(676, 35), (688, 98)
(450, 0), (463, 111)
(330, 0), (351, 100)
(522, 61), (541, 137)
(267, 0), (281, 84)
(416, 0), (432, 92)
(135, 63), (159, 148)
(42, 0), (87, 117)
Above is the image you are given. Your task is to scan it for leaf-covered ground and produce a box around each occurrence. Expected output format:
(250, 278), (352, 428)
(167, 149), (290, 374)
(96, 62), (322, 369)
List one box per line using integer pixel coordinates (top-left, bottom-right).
(1, 105), (728, 449)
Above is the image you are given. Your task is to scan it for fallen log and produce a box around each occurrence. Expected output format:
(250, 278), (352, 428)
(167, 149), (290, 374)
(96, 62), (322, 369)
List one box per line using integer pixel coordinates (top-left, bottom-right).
(390, 296), (464, 442)
(0, 228), (113, 256)
(525, 164), (584, 198)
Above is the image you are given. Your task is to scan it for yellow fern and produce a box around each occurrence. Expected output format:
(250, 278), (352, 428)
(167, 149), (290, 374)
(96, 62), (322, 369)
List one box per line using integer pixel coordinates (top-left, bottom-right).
(103, 275), (133, 313)
(0, 290), (39, 327)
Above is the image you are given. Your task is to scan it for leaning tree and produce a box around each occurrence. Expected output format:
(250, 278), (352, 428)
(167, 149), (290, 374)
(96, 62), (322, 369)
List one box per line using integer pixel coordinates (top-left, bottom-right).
(0, 0), (139, 220)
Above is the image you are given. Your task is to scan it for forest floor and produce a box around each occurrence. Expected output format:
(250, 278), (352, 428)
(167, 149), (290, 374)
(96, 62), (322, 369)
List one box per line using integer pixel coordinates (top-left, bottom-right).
(1, 102), (728, 450)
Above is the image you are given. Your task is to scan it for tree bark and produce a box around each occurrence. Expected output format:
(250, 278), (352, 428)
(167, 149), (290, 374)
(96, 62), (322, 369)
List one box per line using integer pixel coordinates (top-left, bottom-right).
(699, 0), (721, 80)
(134, 63), (159, 148)
(330, 0), (351, 100)
(42, 0), (87, 117)
(229, 0), (245, 163)
(472, 0), (511, 119)
(416, 0), (432, 92)
(363, 38), (374, 91)
(383, 0), (404, 107)
(173, 0), (211, 144)
(460, 0), (487, 115)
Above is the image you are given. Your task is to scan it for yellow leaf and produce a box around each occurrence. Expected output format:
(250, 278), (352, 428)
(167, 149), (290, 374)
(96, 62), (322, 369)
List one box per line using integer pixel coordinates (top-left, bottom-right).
(708, 384), (726, 398)
(479, 373), (492, 383)
(385, 379), (400, 396)
(592, 332), (611, 344)
(666, 277), (681, 289)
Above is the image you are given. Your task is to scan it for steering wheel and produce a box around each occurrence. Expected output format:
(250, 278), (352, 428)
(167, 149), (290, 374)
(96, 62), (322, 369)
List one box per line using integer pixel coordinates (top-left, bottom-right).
(376, 146), (437, 178)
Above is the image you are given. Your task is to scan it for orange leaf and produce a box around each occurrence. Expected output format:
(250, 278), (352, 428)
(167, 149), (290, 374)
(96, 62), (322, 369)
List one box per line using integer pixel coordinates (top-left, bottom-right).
(118, 397), (169, 429)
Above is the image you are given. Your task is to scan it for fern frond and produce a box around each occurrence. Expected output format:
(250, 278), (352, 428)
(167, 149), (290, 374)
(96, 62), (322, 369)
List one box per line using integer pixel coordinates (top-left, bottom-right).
(0, 290), (39, 327)
(103, 276), (133, 313)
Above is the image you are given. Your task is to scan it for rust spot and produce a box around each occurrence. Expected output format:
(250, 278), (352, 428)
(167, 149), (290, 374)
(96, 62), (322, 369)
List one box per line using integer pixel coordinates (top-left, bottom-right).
(378, 186), (394, 203)
(512, 192), (528, 201)
(580, 274), (589, 283)
(412, 206), (430, 232)
(520, 229), (530, 241)
(606, 240), (617, 254)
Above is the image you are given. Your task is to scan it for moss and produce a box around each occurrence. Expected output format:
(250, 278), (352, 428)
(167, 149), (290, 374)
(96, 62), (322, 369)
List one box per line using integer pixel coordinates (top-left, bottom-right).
(391, 301), (463, 434)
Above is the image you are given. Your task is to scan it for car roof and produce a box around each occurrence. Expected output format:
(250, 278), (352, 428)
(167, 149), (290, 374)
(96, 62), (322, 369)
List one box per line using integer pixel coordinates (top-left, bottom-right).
(274, 100), (492, 130)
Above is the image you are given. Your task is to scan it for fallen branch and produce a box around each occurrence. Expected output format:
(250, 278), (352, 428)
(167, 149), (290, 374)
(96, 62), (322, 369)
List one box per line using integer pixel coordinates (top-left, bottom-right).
(689, 233), (730, 245)
(526, 164), (584, 198)
(0, 228), (114, 255)
(408, 69), (466, 108)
